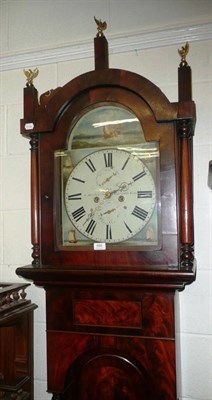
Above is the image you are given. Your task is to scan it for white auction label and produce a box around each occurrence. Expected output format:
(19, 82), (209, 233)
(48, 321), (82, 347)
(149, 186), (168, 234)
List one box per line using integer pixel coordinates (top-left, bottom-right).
(94, 243), (106, 251)
(25, 122), (34, 130)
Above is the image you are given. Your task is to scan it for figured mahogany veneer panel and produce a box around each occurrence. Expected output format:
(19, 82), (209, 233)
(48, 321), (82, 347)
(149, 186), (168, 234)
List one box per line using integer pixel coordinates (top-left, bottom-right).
(73, 300), (142, 328)
(47, 331), (176, 400)
(46, 288), (175, 338)
(74, 353), (148, 400)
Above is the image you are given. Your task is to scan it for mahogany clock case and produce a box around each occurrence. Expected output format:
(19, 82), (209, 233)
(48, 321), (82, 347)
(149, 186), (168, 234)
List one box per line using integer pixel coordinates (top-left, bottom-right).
(16, 28), (196, 400)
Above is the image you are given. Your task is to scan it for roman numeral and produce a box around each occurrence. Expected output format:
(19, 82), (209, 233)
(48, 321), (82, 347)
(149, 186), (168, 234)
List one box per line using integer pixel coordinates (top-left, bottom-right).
(132, 206), (148, 221)
(132, 171), (146, 182)
(137, 191), (152, 198)
(72, 206), (86, 222)
(124, 222), (132, 233)
(104, 152), (113, 168)
(68, 193), (82, 200)
(106, 224), (112, 240)
(72, 177), (85, 183)
(122, 157), (130, 170)
(85, 159), (96, 172)
(85, 219), (97, 235)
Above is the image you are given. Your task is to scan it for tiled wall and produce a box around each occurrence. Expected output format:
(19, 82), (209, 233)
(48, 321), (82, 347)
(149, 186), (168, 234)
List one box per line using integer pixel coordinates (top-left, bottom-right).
(0, 5), (211, 398)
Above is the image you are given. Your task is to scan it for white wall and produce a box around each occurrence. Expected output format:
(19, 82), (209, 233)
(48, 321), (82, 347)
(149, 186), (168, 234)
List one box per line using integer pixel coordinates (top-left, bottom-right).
(0, 1), (212, 400)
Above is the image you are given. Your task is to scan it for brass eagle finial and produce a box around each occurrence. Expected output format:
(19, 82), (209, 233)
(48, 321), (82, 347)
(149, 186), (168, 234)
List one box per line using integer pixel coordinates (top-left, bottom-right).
(23, 68), (39, 86)
(94, 16), (107, 37)
(178, 42), (189, 67)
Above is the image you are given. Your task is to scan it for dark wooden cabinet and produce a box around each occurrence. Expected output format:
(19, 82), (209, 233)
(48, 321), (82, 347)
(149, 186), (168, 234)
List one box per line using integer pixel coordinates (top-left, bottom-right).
(16, 22), (196, 400)
(0, 283), (37, 400)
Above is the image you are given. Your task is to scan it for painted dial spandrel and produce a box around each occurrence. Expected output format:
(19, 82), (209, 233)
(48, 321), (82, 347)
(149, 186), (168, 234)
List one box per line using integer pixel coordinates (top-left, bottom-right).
(65, 148), (156, 243)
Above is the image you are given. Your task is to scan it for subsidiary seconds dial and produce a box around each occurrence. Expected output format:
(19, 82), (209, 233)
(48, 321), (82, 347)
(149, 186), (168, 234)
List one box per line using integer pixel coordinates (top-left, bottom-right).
(65, 149), (156, 243)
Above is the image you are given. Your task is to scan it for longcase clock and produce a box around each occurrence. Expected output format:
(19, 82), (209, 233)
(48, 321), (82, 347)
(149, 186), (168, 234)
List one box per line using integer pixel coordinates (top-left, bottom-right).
(16, 21), (196, 400)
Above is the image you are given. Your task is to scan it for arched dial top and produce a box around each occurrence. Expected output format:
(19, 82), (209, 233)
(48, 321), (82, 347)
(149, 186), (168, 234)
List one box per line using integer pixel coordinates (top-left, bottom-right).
(65, 148), (156, 244)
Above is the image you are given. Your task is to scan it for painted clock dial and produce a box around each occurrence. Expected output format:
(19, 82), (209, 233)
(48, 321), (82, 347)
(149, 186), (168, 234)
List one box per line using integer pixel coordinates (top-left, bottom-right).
(65, 148), (156, 243)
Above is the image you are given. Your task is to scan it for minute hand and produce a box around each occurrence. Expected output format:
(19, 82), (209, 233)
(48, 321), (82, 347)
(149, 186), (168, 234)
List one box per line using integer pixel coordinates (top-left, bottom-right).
(104, 181), (134, 199)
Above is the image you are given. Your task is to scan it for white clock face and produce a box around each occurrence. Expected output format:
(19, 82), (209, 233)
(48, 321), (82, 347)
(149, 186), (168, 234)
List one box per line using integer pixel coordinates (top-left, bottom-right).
(65, 149), (156, 243)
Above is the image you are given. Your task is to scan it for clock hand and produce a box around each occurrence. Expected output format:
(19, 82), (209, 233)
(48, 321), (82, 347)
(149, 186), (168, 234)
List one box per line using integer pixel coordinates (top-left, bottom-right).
(81, 178), (136, 224)
(103, 208), (116, 215)
(103, 181), (134, 199)
(82, 195), (112, 225)
(100, 172), (117, 186)
(82, 208), (96, 225)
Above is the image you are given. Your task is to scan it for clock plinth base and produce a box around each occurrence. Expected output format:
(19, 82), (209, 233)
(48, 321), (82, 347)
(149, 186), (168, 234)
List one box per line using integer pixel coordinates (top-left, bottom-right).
(16, 265), (195, 400)
(47, 285), (176, 399)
